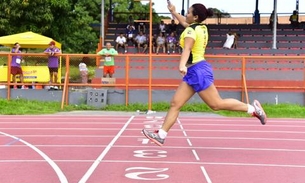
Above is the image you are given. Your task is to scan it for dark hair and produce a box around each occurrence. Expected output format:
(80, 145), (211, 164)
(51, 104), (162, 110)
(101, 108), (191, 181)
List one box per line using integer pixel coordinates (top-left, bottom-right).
(191, 3), (214, 22)
(14, 42), (19, 46)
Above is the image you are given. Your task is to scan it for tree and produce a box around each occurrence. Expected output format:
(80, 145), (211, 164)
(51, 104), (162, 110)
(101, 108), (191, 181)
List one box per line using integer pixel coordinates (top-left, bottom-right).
(0, 0), (100, 53)
(0, 0), (70, 35)
(104, 0), (161, 23)
(210, 8), (231, 18)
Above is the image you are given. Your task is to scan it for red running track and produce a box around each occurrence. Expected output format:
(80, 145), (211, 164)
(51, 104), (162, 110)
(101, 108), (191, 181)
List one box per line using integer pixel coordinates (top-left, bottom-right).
(0, 115), (305, 183)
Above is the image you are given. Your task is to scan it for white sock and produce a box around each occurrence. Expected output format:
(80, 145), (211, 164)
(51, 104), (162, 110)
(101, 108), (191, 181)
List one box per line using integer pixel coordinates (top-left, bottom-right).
(247, 104), (255, 114)
(158, 129), (167, 139)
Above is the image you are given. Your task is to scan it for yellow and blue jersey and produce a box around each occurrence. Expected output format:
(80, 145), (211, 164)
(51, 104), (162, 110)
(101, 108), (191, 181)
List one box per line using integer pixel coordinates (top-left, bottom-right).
(179, 23), (208, 64)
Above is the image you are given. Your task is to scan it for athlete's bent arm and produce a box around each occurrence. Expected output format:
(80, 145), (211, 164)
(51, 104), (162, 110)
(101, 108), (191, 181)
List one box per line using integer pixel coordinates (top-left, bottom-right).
(167, 4), (189, 28)
(179, 37), (195, 75)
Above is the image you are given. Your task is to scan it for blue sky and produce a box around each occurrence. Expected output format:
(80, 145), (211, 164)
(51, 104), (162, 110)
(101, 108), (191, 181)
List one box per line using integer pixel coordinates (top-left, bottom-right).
(152, 0), (303, 17)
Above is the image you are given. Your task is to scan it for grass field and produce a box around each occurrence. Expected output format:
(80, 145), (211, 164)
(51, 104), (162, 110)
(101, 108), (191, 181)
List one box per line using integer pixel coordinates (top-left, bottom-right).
(0, 98), (304, 118)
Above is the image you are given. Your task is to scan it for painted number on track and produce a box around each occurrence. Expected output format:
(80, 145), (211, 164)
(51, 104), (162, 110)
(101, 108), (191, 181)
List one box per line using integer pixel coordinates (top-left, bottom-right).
(134, 150), (167, 158)
(125, 167), (169, 180)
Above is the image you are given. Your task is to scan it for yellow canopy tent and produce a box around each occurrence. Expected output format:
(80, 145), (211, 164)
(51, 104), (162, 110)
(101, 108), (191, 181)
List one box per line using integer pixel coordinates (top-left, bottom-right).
(0, 31), (61, 49)
(0, 31), (62, 84)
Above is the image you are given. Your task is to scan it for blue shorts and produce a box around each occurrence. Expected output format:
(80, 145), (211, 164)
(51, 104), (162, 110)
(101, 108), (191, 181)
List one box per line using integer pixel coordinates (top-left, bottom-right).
(183, 61), (214, 92)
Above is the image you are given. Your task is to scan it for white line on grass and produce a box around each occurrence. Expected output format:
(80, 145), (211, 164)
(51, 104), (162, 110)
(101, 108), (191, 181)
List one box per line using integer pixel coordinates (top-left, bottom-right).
(78, 115), (135, 183)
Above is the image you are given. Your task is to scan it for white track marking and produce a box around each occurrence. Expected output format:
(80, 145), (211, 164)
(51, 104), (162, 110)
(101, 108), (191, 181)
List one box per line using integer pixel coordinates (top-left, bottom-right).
(0, 145), (107, 147)
(186, 139), (193, 146)
(2, 145), (305, 152)
(0, 160), (95, 163)
(201, 166), (212, 183)
(78, 116), (135, 183)
(100, 160), (305, 168)
(2, 160), (305, 169)
(0, 131), (68, 183)
(113, 145), (305, 152)
(192, 150), (200, 161)
(177, 118), (209, 180)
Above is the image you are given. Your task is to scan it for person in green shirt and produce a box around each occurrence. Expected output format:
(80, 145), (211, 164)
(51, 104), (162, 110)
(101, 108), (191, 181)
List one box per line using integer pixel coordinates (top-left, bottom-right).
(97, 42), (118, 78)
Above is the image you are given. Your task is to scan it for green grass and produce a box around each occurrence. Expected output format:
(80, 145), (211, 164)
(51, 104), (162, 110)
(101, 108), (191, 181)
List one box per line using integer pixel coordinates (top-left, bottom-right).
(0, 99), (304, 118)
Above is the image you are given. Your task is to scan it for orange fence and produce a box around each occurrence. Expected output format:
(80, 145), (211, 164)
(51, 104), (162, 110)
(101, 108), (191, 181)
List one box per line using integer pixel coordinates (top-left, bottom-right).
(0, 53), (304, 110)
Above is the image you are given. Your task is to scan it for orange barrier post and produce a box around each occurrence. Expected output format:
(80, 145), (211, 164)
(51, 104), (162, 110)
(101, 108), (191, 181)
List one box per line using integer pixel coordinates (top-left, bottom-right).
(64, 55), (70, 105)
(6, 54), (12, 100)
(303, 59), (305, 105)
(241, 57), (249, 104)
(125, 55), (130, 106)
(148, 0), (153, 110)
(61, 72), (69, 110)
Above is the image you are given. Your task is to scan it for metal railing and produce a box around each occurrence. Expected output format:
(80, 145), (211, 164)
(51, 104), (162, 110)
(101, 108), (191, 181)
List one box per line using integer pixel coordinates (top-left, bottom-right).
(1, 53), (304, 109)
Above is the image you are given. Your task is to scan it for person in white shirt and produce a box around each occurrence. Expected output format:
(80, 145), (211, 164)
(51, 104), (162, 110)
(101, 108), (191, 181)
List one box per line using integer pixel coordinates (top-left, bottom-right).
(135, 31), (148, 53)
(158, 21), (167, 34)
(115, 33), (127, 53)
(223, 32), (239, 49)
(156, 32), (166, 54)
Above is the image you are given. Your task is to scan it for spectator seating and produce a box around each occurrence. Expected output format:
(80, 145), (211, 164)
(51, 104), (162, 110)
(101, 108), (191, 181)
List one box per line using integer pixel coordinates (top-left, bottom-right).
(104, 23), (304, 56)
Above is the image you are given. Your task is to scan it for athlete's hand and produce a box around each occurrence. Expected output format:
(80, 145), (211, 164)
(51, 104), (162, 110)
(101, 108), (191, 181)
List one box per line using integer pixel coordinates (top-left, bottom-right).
(179, 65), (187, 76)
(167, 3), (176, 13)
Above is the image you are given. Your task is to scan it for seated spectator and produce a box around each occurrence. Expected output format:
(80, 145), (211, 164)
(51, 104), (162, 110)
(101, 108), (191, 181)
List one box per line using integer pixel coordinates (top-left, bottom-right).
(126, 25), (136, 46)
(166, 19), (178, 35)
(289, 10), (299, 28)
(151, 33), (157, 53)
(223, 32), (239, 49)
(158, 21), (167, 35)
(135, 31), (148, 53)
(156, 32), (166, 54)
(126, 22), (135, 31)
(166, 32), (177, 54)
(115, 33), (127, 53)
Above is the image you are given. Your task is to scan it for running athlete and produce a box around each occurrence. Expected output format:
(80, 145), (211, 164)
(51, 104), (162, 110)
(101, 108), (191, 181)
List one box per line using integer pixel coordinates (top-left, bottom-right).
(142, 3), (267, 146)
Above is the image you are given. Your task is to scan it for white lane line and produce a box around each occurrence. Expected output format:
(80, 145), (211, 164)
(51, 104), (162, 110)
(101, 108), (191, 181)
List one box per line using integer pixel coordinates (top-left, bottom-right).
(0, 131), (68, 183)
(2, 145), (305, 152)
(2, 159), (305, 169)
(201, 166), (212, 183)
(0, 128), (123, 130)
(0, 145), (107, 147)
(112, 145), (305, 152)
(78, 115), (135, 183)
(100, 160), (305, 168)
(0, 160), (95, 162)
(0, 135), (123, 137)
(192, 150), (200, 161)
(186, 139), (193, 146)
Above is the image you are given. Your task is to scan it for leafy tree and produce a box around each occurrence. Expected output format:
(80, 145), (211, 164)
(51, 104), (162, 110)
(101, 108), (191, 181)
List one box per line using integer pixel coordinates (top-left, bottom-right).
(104, 0), (161, 23)
(0, 0), (70, 35)
(210, 8), (231, 18)
(0, 0), (99, 53)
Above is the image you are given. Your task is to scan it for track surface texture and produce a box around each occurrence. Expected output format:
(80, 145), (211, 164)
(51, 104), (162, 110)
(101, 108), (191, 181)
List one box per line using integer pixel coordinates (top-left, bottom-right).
(0, 114), (305, 183)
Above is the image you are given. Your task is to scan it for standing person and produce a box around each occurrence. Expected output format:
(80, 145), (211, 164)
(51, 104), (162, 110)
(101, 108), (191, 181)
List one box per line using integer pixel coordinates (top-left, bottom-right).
(11, 43), (26, 89)
(142, 2), (267, 146)
(97, 42), (118, 78)
(289, 10), (299, 28)
(44, 41), (61, 90)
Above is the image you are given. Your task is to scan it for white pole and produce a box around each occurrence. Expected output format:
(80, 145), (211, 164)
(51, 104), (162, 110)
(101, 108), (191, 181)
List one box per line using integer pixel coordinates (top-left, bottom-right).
(272, 0), (277, 49)
(101, 0), (105, 46)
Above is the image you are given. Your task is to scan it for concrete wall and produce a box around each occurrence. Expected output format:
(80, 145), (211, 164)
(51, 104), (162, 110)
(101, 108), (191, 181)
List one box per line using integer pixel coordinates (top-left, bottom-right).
(0, 88), (303, 107)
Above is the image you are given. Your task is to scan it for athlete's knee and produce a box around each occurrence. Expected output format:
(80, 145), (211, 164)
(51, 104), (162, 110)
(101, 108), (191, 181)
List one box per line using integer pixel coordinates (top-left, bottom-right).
(169, 99), (184, 110)
(207, 101), (222, 111)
